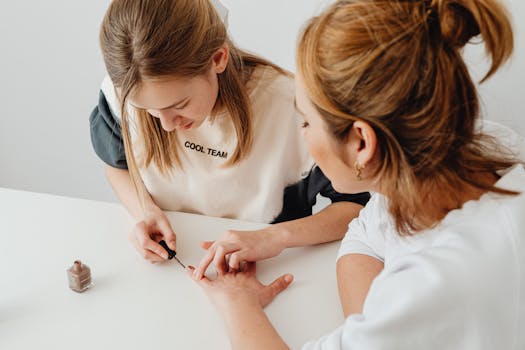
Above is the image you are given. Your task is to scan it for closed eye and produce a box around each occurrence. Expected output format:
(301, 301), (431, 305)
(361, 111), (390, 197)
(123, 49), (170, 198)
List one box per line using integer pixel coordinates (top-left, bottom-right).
(173, 101), (189, 110)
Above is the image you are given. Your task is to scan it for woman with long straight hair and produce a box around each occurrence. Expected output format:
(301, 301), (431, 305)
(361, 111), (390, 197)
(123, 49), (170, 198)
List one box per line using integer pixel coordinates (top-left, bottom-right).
(191, 0), (525, 348)
(89, 0), (368, 263)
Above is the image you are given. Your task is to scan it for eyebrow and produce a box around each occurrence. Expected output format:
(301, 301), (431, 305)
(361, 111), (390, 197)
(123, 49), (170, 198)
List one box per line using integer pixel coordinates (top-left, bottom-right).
(129, 97), (189, 111)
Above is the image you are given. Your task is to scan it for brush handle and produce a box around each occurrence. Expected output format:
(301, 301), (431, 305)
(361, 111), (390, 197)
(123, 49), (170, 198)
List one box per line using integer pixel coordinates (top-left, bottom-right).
(159, 240), (176, 260)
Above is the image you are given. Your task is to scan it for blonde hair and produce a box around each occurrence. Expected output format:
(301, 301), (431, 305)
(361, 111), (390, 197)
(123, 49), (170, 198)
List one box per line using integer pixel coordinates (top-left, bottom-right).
(298, 0), (519, 235)
(100, 0), (286, 207)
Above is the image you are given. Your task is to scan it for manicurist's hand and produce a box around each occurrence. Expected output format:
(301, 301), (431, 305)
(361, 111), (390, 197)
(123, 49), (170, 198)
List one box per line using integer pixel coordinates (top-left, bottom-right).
(188, 262), (293, 312)
(193, 227), (287, 279)
(129, 206), (177, 263)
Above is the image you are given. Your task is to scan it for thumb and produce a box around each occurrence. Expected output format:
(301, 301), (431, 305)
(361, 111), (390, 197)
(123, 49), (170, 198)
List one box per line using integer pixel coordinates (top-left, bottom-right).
(200, 241), (215, 250)
(229, 251), (251, 271)
(158, 219), (177, 250)
(261, 274), (294, 308)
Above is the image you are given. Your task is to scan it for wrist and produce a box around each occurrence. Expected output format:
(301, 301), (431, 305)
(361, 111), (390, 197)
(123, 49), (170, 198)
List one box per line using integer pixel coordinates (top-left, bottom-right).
(220, 295), (263, 321)
(267, 223), (292, 251)
(138, 203), (162, 222)
(210, 289), (260, 320)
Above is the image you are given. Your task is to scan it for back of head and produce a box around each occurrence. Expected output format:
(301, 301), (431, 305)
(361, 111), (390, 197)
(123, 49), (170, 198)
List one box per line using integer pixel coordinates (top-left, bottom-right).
(298, 0), (516, 234)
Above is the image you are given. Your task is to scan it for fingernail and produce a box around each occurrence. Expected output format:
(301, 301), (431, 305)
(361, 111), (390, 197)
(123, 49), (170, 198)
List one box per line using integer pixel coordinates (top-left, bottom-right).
(284, 275), (293, 283)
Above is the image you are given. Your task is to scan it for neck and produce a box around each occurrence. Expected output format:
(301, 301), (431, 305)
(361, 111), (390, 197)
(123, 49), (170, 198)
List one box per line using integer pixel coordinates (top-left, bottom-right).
(376, 170), (499, 233)
(423, 171), (499, 225)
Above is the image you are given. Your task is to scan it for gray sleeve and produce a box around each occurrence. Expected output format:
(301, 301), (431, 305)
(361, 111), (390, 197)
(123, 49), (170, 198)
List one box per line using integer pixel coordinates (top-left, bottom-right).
(89, 90), (128, 169)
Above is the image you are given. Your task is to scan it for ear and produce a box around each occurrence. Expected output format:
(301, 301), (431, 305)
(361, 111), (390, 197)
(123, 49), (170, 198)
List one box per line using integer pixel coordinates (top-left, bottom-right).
(345, 120), (377, 168)
(212, 43), (229, 74)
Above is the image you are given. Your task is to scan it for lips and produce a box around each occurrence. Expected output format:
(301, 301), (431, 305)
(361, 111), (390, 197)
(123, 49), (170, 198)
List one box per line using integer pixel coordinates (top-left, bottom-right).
(181, 121), (194, 130)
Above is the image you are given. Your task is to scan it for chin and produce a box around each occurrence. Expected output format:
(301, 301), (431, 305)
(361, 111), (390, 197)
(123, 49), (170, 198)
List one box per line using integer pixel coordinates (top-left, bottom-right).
(163, 126), (177, 132)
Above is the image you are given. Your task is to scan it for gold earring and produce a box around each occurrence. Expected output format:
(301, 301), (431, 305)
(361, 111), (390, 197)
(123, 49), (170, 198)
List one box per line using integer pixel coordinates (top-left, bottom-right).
(354, 161), (365, 181)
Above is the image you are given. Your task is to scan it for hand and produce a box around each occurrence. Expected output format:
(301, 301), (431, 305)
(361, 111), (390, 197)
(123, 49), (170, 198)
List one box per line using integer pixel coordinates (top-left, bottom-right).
(193, 227), (287, 279)
(129, 206), (177, 263)
(188, 263), (293, 312)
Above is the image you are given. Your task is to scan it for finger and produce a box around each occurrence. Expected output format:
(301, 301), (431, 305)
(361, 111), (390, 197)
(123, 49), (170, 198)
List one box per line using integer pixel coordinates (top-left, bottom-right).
(143, 239), (169, 260)
(135, 223), (155, 248)
(263, 274), (294, 306)
(130, 227), (161, 261)
(224, 254), (237, 273)
(157, 219), (177, 251)
(200, 241), (215, 250)
(213, 246), (229, 276)
(186, 265), (196, 278)
(228, 251), (245, 271)
(211, 243), (240, 273)
(268, 274), (294, 297)
(141, 248), (165, 263)
(244, 261), (256, 275)
(194, 249), (216, 279)
(187, 266), (211, 286)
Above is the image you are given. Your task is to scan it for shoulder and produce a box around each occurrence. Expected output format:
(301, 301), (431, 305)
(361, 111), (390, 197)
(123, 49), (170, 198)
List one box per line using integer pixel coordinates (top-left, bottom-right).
(352, 193), (391, 229)
(100, 76), (122, 121)
(245, 65), (301, 134)
(468, 164), (525, 237)
(410, 168), (525, 290)
(373, 209), (521, 311)
(478, 119), (525, 161)
(248, 65), (295, 105)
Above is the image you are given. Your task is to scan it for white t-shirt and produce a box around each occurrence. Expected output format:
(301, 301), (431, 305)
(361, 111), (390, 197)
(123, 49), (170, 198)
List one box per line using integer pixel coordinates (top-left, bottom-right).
(303, 162), (525, 350)
(101, 66), (314, 222)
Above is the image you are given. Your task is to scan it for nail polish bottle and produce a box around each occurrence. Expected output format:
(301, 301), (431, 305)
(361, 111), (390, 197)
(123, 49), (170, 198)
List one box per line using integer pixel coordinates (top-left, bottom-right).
(67, 260), (92, 293)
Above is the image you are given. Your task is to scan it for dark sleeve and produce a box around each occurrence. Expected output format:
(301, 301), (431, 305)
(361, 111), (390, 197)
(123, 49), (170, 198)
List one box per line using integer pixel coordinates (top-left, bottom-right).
(89, 90), (128, 169)
(272, 166), (370, 223)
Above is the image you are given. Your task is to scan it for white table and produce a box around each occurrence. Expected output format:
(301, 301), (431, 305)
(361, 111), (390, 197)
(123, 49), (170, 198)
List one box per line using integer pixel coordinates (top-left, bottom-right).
(0, 188), (344, 349)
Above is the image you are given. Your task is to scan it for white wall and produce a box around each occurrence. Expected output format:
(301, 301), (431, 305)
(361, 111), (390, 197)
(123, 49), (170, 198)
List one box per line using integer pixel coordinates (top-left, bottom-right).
(1, 0), (523, 202)
(224, 0), (525, 133)
(0, 0), (112, 201)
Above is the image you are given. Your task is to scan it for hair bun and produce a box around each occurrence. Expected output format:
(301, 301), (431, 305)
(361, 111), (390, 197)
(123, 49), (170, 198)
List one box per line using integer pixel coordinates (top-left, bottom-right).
(431, 0), (481, 47)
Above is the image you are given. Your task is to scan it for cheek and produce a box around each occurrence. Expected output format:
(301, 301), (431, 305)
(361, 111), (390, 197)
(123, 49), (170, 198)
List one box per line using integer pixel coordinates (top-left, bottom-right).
(202, 74), (220, 111)
(304, 132), (337, 180)
(303, 129), (328, 165)
(303, 130), (351, 192)
(193, 87), (218, 120)
(185, 104), (210, 126)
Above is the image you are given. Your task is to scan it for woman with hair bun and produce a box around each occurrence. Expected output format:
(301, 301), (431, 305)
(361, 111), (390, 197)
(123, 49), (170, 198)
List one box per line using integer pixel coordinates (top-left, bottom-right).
(190, 0), (525, 349)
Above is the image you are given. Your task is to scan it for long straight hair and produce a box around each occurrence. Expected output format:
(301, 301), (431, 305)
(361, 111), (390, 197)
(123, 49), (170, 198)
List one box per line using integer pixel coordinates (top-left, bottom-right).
(100, 0), (286, 208)
(298, 0), (519, 235)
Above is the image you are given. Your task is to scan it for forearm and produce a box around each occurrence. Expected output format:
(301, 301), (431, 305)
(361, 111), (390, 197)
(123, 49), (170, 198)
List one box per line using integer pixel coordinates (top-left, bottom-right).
(223, 300), (289, 350)
(274, 202), (363, 249)
(105, 165), (157, 221)
(336, 254), (384, 316)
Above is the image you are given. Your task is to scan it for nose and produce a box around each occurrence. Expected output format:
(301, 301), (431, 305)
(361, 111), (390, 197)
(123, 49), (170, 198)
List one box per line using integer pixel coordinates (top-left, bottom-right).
(157, 110), (181, 131)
